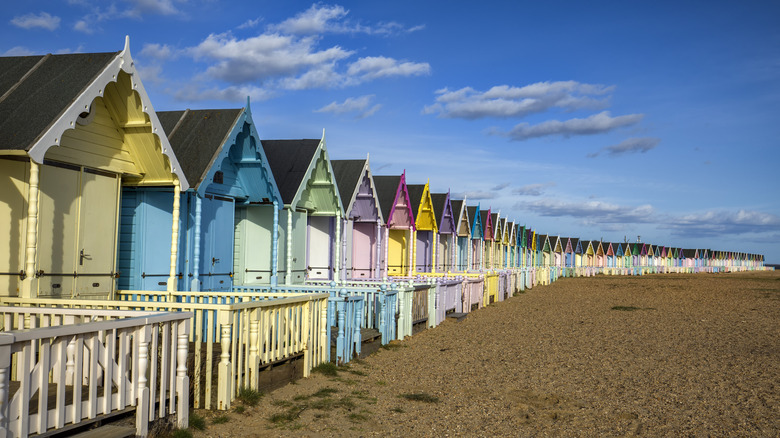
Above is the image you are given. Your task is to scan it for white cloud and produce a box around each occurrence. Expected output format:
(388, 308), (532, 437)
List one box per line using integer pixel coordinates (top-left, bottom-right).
(121, 0), (182, 18)
(453, 190), (498, 200)
(190, 32), (353, 85)
(173, 83), (274, 103)
(519, 198), (656, 225)
(315, 95), (382, 118)
(491, 182), (510, 191)
(346, 56), (430, 81)
(588, 137), (660, 158)
(136, 64), (165, 85)
(664, 210), (780, 238)
(72, 0), (180, 33)
(140, 43), (174, 60)
(513, 182), (556, 196)
(271, 4), (348, 34)
(2, 46), (35, 56)
(270, 4), (422, 36)
(162, 5), (428, 101)
(237, 17), (262, 30)
(423, 81), (613, 120)
(11, 12), (60, 31)
(496, 111), (644, 141)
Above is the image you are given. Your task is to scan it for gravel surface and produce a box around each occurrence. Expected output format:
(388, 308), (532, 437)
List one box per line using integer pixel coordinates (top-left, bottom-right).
(191, 271), (780, 437)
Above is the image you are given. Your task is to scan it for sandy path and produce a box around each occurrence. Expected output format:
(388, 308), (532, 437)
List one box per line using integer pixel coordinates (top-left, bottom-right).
(191, 271), (780, 437)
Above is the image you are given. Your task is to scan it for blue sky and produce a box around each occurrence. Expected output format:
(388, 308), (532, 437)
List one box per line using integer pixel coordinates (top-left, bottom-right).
(4, 1), (780, 263)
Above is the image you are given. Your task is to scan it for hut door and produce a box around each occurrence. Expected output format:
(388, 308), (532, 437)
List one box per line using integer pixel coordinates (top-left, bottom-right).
(307, 215), (332, 280)
(38, 164), (119, 298)
(351, 222), (375, 278)
(457, 237), (468, 270)
(200, 195), (235, 291)
(74, 170), (119, 298)
(37, 164), (80, 297)
(387, 229), (408, 275)
(416, 231), (432, 272)
(238, 206), (274, 284)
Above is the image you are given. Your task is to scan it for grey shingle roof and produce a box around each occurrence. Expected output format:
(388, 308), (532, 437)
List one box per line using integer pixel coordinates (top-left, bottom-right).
(330, 159), (366, 208)
(373, 175), (402, 221)
(0, 52), (118, 152)
(158, 109), (242, 189)
(406, 184), (425, 214)
(260, 139), (320, 205)
(430, 193), (447, 224)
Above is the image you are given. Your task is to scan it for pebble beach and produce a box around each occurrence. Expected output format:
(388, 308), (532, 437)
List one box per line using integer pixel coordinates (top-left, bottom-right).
(191, 271), (780, 437)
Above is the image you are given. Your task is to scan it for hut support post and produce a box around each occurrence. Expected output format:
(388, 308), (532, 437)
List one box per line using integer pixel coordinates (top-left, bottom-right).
(334, 212), (341, 282)
(271, 201), (279, 287)
(22, 161), (40, 299)
(375, 221), (381, 279)
(285, 207), (292, 285)
(189, 191), (199, 292)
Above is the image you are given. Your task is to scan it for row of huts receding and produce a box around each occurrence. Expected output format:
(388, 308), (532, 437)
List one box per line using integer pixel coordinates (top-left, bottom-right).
(0, 40), (770, 437)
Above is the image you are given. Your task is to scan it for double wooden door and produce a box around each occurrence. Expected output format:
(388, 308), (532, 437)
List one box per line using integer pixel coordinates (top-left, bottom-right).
(37, 162), (119, 298)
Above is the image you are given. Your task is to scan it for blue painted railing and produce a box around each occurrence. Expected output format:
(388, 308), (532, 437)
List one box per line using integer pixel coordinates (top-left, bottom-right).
(234, 282), (398, 362)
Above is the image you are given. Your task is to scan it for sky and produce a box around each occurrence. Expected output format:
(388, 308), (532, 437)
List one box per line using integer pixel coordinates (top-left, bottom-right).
(3, 1), (780, 263)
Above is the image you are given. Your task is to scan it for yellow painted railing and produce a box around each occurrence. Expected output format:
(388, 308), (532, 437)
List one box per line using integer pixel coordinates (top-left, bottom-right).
(1, 291), (328, 411)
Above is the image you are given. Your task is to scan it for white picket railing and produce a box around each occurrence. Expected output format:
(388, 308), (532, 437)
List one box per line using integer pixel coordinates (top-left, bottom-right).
(1, 291), (328, 411)
(0, 306), (190, 438)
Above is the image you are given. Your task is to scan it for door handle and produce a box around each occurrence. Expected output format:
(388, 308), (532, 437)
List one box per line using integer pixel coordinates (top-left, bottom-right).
(80, 249), (91, 265)
(212, 257), (220, 265)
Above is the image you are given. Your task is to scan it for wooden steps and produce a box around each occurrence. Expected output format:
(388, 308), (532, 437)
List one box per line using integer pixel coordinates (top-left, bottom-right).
(69, 425), (135, 438)
(446, 312), (468, 322)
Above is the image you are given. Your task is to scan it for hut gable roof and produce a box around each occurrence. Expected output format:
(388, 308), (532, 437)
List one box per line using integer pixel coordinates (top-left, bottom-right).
(480, 209), (494, 241)
(331, 159), (365, 209)
(467, 205), (483, 239)
(0, 52), (118, 153)
(451, 198), (470, 237)
(158, 108), (242, 189)
(431, 192), (455, 234)
(331, 158), (381, 222)
(374, 172), (414, 229)
(552, 236), (563, 252)
(407, 182), (437, 232)
(260, 139), (320, 205)
(0, 39), (188, 188)
(159, 106), (281, 204)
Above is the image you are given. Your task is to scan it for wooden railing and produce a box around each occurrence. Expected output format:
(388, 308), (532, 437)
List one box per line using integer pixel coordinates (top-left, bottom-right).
(0, 306), (190, 437)
(483, 273), (499, 306)
(433, 279), (463, 326)
(2, 291), (328, 411)
(239, 283), (398, 346)
(462, 277), (484, 312)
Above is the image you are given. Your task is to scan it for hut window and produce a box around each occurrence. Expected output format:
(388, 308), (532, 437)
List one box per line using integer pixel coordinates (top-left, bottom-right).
(213, 171), (223, 184)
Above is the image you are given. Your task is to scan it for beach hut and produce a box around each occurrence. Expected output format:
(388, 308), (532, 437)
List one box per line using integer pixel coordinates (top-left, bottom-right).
(117, 105), (282, 292)
(261, 135), (344, 284)
(451, 198), (470, 271)
(507, 222), (517, 269)
(374, 173), (415, 277)
(479, 209), (494, 269)
(331, 158), (384, 281)
(539, 235), (552, 267)
(407, 183), (437, 274)
(552, 236), (564, 271)
(467, 205), (484, 270)
(431, 191), (456, 273)
(0, 40), (188, 299)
